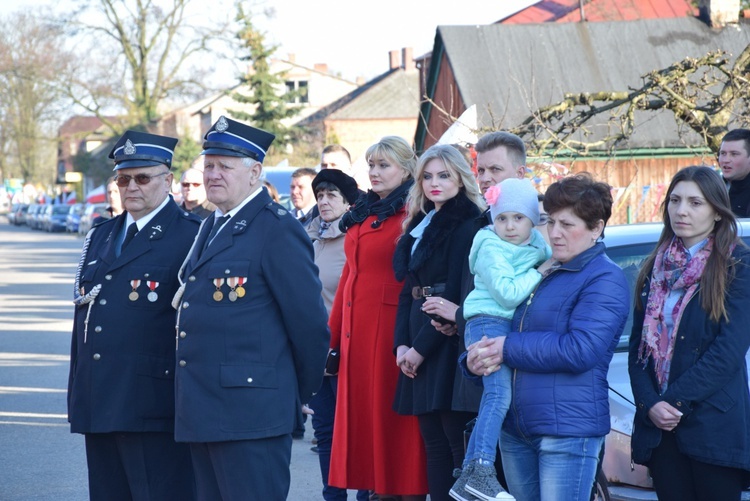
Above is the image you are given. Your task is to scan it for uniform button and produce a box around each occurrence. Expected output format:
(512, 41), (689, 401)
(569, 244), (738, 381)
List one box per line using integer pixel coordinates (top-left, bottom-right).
(679, 336), (684, 340)
(188, 276), (196, 282)
(247, 378), (253, 383)
(104, 275), (112, 281)
(182, 302), (189, 309)
(224, 269), (231, 275)
(144, 273), (150, 278)
(99, 299), (107, 305)
(93, 353), (101, 361)
(94, 326), (102, 333)
(676, 401), (682, 407)
(179, 331), (187, 339)
(179, 360), (187, 367)
(164, 370), (170, 376)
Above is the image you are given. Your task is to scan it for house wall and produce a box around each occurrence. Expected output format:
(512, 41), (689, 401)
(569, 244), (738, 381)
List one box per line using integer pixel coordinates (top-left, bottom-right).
(532, 154), (718, 225)
(324, 117), (418, 161)
(421, 51), (465, 151)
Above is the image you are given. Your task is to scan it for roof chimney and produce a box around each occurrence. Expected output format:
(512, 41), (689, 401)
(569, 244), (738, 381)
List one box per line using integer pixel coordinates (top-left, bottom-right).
(402, 47), (415, 72)
(288, 53), (296, 63)
(389, 50), (400, 70)
(314, 63), (328, 74)
(699, 0), (740, 27)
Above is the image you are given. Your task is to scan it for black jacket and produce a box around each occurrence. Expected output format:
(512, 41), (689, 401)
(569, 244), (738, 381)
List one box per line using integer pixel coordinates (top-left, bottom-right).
(392, 192), (481, 415)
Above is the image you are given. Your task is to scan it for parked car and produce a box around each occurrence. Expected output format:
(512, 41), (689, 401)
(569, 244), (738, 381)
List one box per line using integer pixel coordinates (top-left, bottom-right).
(40, 204), (71, 232)
(26, 204), (46, 230)
(65, 203), (84, 233)
(7, 203), (28, 225)
(78, 203), (109, 236)
(262, 166), (299, 210)
(598, 221), (750, 501)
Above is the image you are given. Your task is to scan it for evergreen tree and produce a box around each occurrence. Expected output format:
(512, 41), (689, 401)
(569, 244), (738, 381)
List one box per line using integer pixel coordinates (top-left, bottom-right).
(230, 5), (301, 157)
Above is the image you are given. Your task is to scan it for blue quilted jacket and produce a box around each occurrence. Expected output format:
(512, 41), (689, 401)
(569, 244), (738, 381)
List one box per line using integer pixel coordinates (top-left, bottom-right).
(502, 242), (630, 438)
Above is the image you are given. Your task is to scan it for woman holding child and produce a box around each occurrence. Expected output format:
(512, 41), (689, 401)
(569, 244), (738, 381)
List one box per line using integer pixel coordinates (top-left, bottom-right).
(466, 173), (630, 501)
(391, 144), (485, 500)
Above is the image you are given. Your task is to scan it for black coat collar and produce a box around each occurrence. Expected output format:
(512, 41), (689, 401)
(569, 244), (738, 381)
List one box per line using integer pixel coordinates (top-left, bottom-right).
(393, 192), (481, 281)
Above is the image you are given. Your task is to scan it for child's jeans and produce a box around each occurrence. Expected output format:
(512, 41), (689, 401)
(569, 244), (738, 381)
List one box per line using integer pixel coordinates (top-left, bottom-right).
(463, 314), (512, 465)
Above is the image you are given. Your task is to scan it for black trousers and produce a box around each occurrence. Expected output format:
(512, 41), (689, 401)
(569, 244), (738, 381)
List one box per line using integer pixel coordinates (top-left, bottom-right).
(190, 435), (292, 501)
(647, 430), (745, 501)
(418, 410), (476, 501)
(85, 432), (194, 501)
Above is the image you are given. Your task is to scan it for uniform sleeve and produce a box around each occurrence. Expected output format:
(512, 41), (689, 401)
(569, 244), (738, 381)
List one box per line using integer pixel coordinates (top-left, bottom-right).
(504, 265), (630, 374)
(473, 237), (542, 311)
(661, 253), (750, 414)
(262, 216), (330, 403)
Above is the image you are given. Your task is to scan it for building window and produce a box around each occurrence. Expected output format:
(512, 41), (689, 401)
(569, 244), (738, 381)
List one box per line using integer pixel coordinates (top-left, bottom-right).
(284, 80), (308, 104)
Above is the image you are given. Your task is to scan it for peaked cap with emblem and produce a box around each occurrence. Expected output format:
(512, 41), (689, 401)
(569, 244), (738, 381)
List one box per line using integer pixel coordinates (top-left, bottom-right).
(202, 115), (275, 163)
(109, 130), (179, 171)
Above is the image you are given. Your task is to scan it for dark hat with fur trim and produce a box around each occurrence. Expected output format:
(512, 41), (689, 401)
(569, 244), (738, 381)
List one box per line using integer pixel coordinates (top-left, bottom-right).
(312, 169), (361, 205)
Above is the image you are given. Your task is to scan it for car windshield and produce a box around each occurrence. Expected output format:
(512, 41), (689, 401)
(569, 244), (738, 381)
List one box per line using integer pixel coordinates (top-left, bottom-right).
(52, 206), (69, 215)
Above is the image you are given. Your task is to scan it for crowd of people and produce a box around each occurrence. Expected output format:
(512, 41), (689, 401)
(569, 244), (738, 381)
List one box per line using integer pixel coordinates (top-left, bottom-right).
(67, 120), (750, 501)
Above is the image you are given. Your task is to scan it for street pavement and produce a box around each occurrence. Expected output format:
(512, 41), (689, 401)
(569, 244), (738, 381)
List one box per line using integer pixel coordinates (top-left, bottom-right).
(0, 220), (355, 500)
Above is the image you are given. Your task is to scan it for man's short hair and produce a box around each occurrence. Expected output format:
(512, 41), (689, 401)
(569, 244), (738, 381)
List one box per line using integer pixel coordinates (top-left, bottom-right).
(722, 129), (750, 155)
(322, 144), (351, 163)
(292, 167), (317, 179)
(475, 131), (526, 168)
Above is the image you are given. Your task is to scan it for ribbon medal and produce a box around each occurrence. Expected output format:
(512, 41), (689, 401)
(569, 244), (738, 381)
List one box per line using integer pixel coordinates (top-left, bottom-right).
(236, 277), (247, 298)
(129, 280), (141, 301)
(213, 278), (225, 302)
(146, 281), (159, 302)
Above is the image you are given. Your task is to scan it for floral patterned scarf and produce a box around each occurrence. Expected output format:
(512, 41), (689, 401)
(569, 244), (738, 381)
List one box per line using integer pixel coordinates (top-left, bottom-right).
(637, 235), (713, 391)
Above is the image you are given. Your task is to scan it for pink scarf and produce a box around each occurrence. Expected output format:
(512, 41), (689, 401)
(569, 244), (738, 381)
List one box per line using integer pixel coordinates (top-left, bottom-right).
(637, 235), (712, 392)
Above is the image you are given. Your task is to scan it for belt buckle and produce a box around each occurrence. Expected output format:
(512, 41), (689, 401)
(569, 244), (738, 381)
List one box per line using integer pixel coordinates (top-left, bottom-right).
(422, 286), (434, 297)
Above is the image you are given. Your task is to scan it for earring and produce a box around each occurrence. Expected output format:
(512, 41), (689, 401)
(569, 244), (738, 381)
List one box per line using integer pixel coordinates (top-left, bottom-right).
(715, 216), (721, 221)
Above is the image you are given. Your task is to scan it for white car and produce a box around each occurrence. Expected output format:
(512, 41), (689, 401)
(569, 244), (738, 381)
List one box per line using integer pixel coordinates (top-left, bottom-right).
(598, 222), (750, 501)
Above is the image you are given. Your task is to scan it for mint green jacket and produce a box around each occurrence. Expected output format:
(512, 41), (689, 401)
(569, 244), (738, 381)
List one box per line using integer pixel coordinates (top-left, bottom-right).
(463, 226), (551, 320)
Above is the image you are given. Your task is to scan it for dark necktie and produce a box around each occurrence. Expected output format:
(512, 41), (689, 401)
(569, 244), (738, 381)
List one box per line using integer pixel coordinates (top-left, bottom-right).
(203, 215), (230, 252)
(121, 223), (138, 252)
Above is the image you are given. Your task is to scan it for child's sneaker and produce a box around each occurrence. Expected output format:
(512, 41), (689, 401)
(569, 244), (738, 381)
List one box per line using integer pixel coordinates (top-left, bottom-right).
(465, 462), (515, 501)
(449, 464), (479, 501)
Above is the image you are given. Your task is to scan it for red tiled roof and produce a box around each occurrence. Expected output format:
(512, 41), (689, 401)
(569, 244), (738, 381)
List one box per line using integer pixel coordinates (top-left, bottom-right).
(502, 0), (696, 24)
(59, 116), (106, 136)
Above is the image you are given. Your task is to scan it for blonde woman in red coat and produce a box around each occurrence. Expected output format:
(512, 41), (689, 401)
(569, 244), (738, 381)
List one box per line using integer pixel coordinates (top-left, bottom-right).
(329, 136), (428, 500)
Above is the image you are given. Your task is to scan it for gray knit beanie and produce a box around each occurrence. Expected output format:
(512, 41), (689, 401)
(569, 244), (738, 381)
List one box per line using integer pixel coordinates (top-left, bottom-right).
(487, 178), (540, 225)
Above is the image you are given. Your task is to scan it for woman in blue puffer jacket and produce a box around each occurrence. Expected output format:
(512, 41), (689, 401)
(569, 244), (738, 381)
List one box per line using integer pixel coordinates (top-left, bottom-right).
(465, 173), (630, 501)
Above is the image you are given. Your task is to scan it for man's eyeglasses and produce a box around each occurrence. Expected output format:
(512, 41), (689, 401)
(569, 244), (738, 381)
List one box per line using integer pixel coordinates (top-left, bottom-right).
(181, 182), (202, 188)
(115, 172), (168, 187)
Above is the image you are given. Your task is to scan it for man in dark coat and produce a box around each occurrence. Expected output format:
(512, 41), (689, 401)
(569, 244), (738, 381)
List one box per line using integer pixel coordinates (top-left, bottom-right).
(173, 115), (330, 499)
(68, 130), (200, 500)
(719, 128), (750, 217)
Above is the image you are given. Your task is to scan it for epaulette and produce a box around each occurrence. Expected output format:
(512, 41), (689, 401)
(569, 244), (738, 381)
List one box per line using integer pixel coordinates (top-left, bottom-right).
(92, 216), (116, 229)
(180, 211), (202, 224)
(266, 201), (289, 218)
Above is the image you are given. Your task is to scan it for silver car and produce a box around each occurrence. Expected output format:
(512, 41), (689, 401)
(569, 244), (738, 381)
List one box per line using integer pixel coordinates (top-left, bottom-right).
(599, 222), (750, 500)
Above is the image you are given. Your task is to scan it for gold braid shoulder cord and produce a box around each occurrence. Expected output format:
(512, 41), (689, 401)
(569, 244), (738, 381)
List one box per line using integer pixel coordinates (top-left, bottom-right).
(72, 227), (100, 343)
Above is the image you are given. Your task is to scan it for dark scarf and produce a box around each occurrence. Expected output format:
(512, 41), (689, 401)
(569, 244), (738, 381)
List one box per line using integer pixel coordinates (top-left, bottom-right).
(339, 179), (414, 233)
(393, 191), (481, 281)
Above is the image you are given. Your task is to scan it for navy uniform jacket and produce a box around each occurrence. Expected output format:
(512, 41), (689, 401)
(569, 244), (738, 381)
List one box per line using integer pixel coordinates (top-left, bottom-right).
(68, 200), (200, 433)
(174, 189), (330, 442)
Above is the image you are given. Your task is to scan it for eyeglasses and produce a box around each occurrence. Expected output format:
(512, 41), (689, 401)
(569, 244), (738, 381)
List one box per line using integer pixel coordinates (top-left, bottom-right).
(181, 182), (202, 188)
(114, 172), (168, 187)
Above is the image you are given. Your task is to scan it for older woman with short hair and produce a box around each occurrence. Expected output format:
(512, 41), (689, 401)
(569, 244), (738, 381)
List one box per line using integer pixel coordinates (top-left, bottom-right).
(466, 173), (630, 501)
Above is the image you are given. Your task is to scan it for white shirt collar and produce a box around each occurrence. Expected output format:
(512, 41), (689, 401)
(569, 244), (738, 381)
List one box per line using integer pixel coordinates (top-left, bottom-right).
(126, 195), (170, 230)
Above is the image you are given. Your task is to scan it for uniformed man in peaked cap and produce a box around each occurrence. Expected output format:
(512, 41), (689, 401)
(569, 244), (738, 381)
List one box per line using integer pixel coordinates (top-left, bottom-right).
(173, 116), (330, 499)
(68, 130), (200, 500)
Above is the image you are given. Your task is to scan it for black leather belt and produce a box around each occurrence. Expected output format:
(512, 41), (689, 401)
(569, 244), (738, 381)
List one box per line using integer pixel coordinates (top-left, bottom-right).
(412, 283), (446, 299)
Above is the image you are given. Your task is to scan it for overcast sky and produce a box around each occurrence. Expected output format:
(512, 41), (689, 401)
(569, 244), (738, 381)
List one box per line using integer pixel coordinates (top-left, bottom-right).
(1, 0), (537, 82)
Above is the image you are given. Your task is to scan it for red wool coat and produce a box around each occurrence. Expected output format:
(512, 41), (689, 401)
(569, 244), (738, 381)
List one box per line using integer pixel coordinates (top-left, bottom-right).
(328, 210), (428, 495)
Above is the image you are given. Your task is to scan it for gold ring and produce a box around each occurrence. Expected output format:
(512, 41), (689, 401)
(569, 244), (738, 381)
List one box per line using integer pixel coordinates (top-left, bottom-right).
(439, 300), (444, 305)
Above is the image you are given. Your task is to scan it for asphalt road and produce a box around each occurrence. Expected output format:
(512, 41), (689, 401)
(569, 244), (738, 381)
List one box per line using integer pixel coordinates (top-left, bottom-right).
(0, 220), (347, 500)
